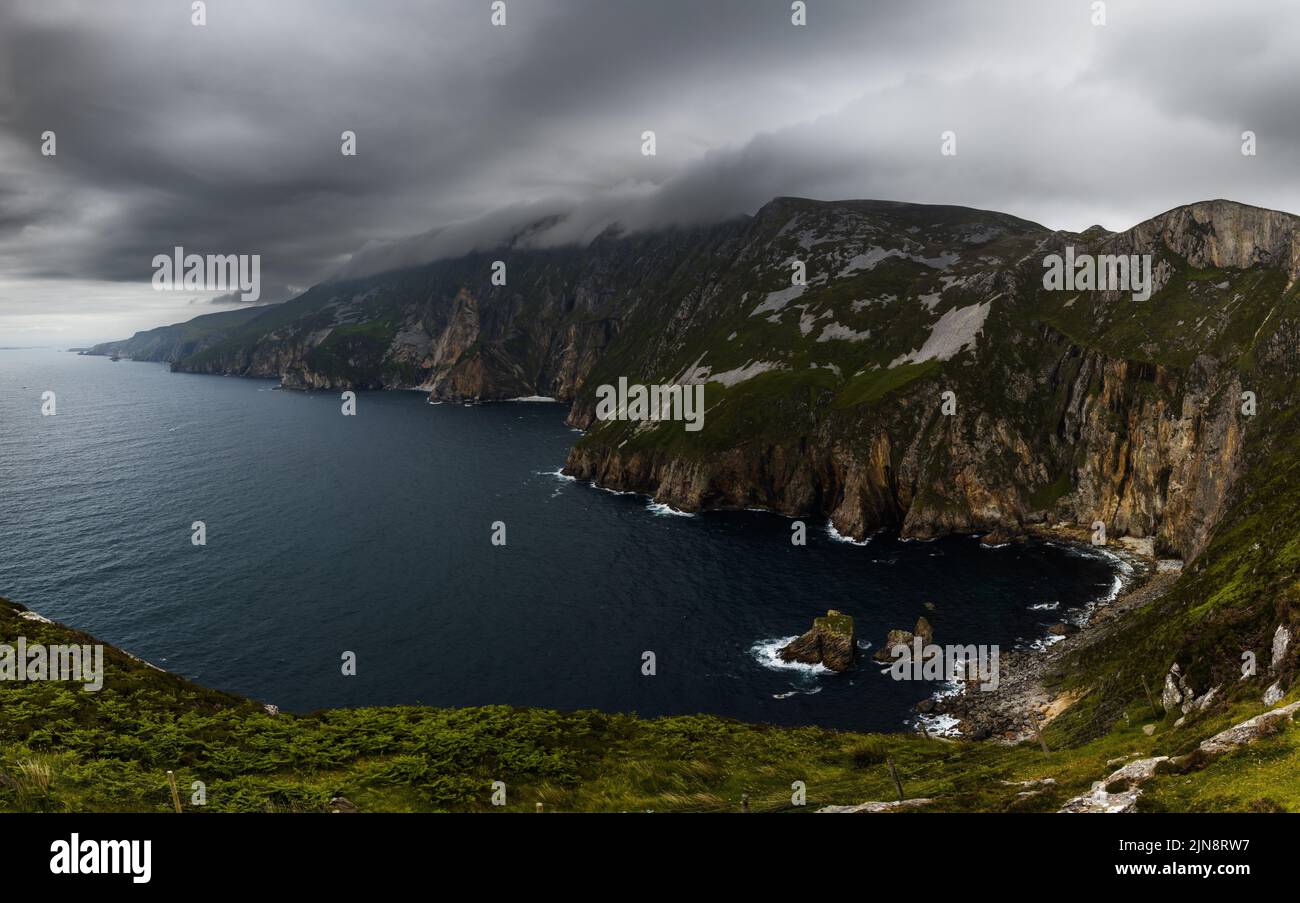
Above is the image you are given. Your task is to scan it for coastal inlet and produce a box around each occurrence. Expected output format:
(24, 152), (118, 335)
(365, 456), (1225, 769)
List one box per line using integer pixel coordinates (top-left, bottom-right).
(0, 350), (1122, 732)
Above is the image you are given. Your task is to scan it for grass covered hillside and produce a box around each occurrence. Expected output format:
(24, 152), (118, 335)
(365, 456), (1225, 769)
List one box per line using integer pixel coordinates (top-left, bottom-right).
(1, 594), (1296, 813)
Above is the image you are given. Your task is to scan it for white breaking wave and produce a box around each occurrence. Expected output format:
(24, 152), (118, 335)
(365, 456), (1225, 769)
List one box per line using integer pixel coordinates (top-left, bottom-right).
(594, 483), (637, 496)
(912, 674), (973, 737)
(751, 637), (830, 675)
(537, 467), (576, 498)
(914, 711), (962, 737)
(1099, 571), (1127, 604)
(1026, 632), (1068, 651)
(646, 501), (695, 517)
(1041, 540), (1134, 626)
(825, 519), (872, 546)
(1046, 540), (1134, 577)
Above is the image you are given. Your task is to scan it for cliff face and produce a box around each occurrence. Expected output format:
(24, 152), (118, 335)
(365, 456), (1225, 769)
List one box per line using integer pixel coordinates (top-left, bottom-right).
(98, 197), (1300, 558)
(163, 225), (738, 401)
(85, 304), (271, 362)
(562, 199), (1295, 558)
(561, 342), (1248, 559)
(1121, 200), (1300, 284)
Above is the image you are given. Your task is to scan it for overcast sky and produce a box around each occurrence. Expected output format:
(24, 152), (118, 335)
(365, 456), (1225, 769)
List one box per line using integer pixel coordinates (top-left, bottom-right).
(1, 0), (1297, 345)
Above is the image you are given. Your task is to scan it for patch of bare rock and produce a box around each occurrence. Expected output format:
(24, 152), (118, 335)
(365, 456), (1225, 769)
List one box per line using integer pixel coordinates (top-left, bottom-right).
(1059, 700), (1300, 812)
(817, 798), (936, 814)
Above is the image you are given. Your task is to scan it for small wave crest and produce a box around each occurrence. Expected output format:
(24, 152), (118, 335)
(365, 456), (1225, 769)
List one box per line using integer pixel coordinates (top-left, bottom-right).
(751, 636), (829, 675)
(914, 712), (962, 736)
(825, 519), (872, 546)
(646, 501), (694, 517)
(596, 484), (636, 496)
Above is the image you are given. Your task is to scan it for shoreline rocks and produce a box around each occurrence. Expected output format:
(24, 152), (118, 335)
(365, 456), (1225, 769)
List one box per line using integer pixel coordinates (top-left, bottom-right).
(930, 550), (1168, 742)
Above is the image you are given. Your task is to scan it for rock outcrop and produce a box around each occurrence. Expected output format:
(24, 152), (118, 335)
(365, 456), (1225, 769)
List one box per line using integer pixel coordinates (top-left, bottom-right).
(1060, 700), (1300, 812)
(872, 617), (934, 663)
(778, 610), (856, 672)
(817, 798), (935, 813)
(1161, 663), (1194, 712)
(1272, 625), (1292, 672)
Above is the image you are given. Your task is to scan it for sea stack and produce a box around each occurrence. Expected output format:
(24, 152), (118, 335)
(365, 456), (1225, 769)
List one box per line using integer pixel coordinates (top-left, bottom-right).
(778, 610), (856, 672)
(873, 617), (934, 662)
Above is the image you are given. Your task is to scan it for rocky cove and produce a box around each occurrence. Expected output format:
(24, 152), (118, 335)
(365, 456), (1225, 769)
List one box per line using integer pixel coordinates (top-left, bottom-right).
(921, 526), (1159, 741)
(752, 523), (1155, 741)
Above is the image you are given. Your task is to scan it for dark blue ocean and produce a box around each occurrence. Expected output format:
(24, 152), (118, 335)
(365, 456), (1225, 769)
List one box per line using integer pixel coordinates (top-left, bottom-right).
(0, 349), (1120, 731)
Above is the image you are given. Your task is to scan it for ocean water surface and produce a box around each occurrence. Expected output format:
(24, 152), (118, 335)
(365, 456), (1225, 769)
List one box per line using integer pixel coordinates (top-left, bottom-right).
(0, 349), (1120, 731)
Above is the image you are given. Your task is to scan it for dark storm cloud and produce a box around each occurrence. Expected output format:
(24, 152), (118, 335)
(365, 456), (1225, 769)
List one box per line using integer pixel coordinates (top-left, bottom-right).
(1, 0), (1298, 342)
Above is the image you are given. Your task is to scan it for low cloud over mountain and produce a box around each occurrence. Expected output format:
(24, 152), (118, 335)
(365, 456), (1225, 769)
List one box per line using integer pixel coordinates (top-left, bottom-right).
(3, 0), (1300, 341)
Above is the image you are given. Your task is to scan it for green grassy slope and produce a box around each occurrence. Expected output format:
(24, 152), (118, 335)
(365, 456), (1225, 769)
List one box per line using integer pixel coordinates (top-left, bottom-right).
(87, 305), (276, 362)
(2, 595), (1296, 813)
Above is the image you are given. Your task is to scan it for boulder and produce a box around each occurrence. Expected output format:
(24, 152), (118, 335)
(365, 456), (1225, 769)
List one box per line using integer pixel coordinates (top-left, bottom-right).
(872, 617), (934, 662)
(329, 795), (359, 814)
(874, 628), (914, 662)
(817, 798), (935, 813)
(1059, 783), (1141, 814)
(1263, 681), (1283, 706)
(1199, 701), (1300, 755)
(1060, 757), (1167, 813)
(1192, 686), (1219, 712)
(979, 529), (1016, 547)
(1161, 663), (1194, 713)
(779, 610), (856, 672)
(913, 617), (934, 645)
(1271, 625), (1291, 672)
